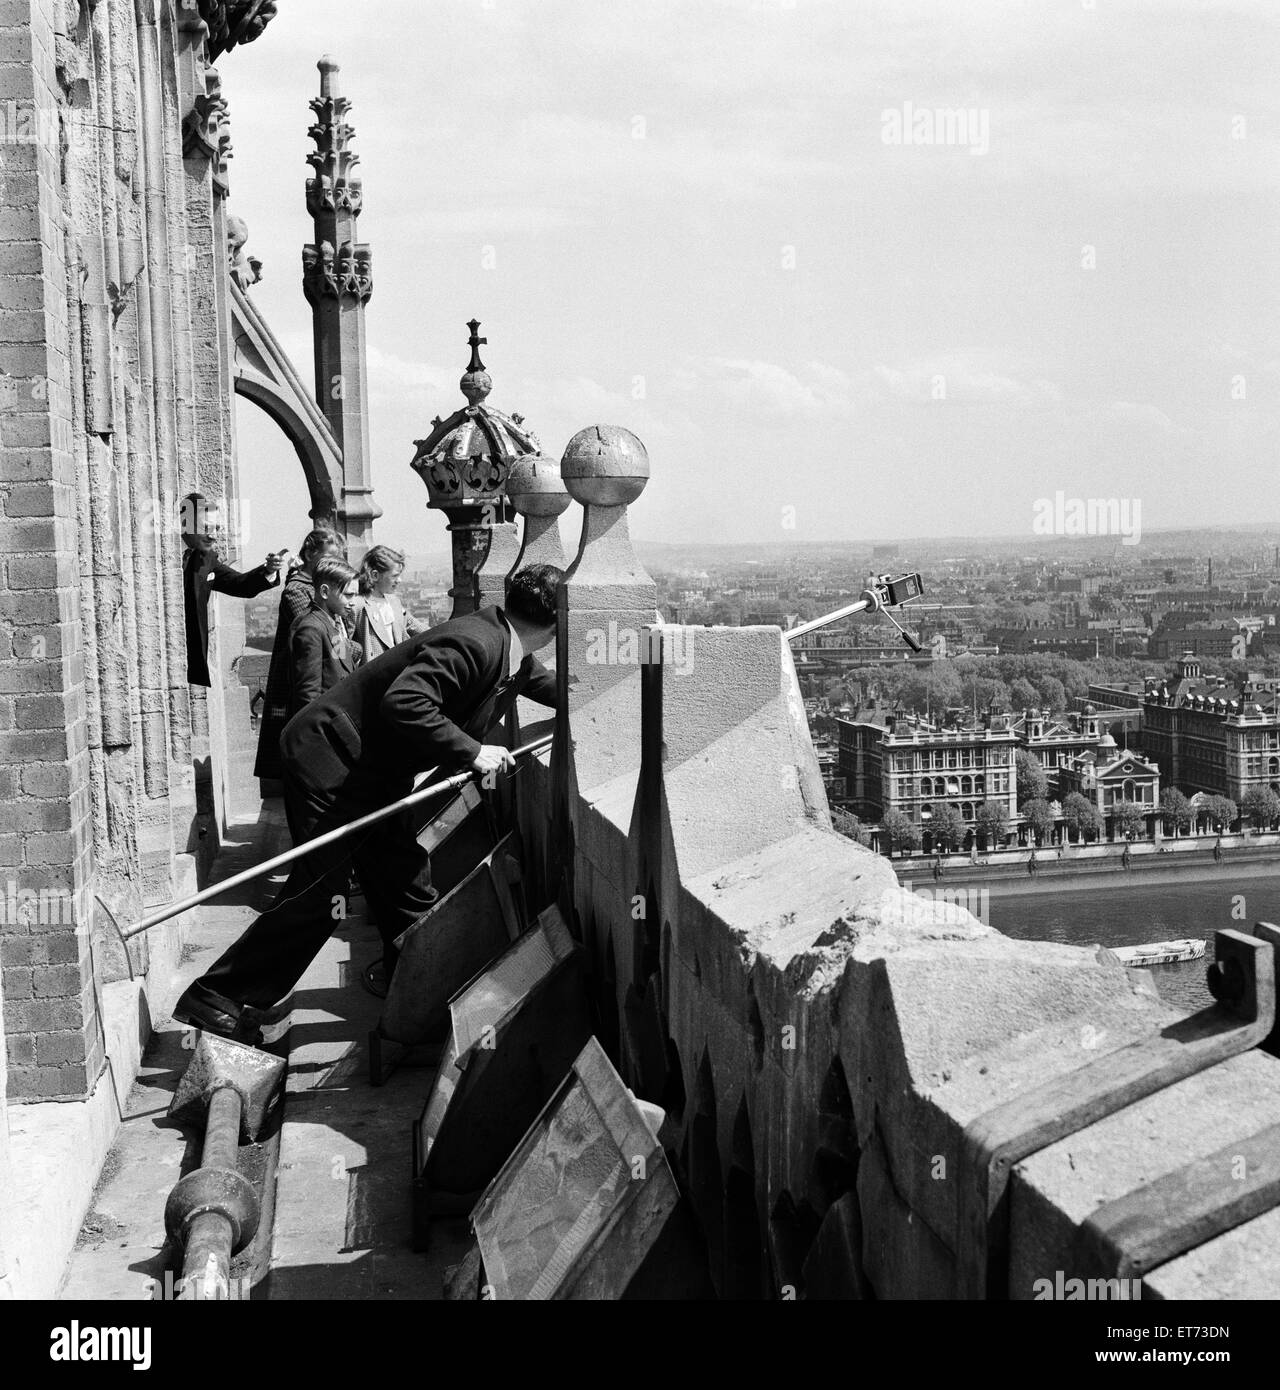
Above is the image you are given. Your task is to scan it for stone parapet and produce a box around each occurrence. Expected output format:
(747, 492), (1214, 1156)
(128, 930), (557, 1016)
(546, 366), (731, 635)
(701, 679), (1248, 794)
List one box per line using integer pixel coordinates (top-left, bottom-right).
(513, 428), (1280, 1299)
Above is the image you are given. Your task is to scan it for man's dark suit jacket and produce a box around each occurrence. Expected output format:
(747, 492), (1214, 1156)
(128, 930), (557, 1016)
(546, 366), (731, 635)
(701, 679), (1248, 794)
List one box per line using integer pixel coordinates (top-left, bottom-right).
(182, 540), (279, 687)
(280, 605), (556, 810)
(287, 605), (360, 719)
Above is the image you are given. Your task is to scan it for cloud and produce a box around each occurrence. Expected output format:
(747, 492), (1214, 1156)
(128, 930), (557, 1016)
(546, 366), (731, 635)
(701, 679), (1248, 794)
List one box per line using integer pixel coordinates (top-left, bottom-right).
(674, 355), (858, 419)
(873, 361), (1062, 406)
(364, 346), (453, 395)
(1105, 401), (1176, 433)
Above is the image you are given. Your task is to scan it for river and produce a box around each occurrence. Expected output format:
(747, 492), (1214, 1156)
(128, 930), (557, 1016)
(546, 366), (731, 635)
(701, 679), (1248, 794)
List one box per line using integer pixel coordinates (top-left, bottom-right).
(988, 872), (1280, 1013)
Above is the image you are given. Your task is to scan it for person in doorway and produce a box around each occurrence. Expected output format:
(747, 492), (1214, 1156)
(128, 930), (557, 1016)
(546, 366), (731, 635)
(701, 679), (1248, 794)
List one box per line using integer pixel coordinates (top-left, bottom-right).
(172, 563), (564, 1041)
(180, 492), (287, 687)
(287, 557), (361, 719)
(254, 527), (348, 782)
(349, 544), (424, 663)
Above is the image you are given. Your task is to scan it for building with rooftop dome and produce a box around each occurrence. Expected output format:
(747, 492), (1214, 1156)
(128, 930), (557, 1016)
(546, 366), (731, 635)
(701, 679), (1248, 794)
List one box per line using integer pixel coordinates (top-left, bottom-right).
(1142, 652), (1280, 804)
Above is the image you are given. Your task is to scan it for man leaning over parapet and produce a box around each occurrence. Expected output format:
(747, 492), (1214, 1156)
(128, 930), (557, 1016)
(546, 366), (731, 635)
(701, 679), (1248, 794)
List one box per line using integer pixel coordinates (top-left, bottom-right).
(172, 564), (564, 1043)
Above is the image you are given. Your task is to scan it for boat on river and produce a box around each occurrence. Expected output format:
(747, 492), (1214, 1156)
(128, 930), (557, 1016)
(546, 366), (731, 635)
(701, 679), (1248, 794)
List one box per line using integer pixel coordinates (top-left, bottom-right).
(1108, 939), (1207, 967)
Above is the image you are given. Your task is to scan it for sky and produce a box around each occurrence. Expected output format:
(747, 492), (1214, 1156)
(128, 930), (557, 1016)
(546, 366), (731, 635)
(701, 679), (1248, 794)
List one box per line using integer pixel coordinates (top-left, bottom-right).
(225, 0), (1280, 561)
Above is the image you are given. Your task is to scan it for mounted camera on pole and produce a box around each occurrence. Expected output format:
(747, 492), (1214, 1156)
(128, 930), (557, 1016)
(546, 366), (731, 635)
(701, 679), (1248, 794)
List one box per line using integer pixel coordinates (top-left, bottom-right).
(785, 571), (926, 650)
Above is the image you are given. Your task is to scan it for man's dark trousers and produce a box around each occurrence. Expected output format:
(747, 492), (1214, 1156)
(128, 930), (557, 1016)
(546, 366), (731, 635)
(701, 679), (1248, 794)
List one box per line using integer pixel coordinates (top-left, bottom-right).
(192, 605), (556, 1011)
(200, 772), (436, 1010)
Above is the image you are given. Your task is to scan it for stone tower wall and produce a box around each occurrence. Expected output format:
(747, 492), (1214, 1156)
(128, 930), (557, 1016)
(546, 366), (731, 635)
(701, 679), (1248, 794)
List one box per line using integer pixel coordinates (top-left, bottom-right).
(0, 0), (264, 1102)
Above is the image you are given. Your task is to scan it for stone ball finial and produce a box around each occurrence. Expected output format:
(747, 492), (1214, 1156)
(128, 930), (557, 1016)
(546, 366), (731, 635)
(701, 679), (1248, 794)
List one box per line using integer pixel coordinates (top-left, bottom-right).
(561, 424), (649, 507)
(318, 56), (340, 98)
(507, 452), (570, 518)
(460, 317), (491, 405)
(460, 369), (492, 406)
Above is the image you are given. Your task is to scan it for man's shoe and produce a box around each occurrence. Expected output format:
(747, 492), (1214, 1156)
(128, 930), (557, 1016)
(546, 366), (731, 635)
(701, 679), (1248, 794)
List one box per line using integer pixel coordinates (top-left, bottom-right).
(172, 984), (263, 1046)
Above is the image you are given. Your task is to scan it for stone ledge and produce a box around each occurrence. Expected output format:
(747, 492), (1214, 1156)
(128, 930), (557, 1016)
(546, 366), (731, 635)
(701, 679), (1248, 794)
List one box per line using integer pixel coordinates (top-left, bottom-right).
(1010, 1049), (1280, 1299)
(1144, 1205), (1280, 1300)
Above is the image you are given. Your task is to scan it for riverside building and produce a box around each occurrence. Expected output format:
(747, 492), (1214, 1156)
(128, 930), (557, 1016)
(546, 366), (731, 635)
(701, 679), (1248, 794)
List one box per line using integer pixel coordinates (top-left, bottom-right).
(1142, 654), (1280, 803)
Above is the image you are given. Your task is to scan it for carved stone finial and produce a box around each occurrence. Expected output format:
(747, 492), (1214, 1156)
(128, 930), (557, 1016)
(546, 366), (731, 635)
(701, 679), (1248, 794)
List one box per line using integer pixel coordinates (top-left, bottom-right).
(508, 452), (571, 521)
(556, 424), (656, 731)
(460, 319), (492, 405)
(318, 54), (340, 96)
(306, 56), (362, 217)
(507, 452), (570, 577)
(561, 423), (650, 508)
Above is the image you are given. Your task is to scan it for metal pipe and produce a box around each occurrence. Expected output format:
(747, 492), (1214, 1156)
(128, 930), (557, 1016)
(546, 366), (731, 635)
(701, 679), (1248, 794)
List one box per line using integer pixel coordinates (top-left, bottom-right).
(784, 594), (876, 642)
(177, 1086), (243, 1301)
(123, 733), (554, 939)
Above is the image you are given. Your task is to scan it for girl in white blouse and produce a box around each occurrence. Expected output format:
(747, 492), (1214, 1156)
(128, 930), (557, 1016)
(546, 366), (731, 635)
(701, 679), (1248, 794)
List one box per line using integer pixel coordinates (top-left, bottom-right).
(349, 544), (425, 662)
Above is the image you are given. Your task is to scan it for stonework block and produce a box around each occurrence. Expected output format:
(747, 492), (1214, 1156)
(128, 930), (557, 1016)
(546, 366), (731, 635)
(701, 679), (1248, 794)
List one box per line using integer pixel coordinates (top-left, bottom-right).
(1, 480), (57, 515)
(0, 515), (61, 550)
(33, 1030), (84, 1066)
(4, 1033), (35, 1070)
(20, 761), (68, 797)
(12, 690), (69, 729)
(0, 0), (40, 29)
(0, 729), (69, 763)
(0, 275), (42, 311)
(22, 827), (83, 865)
(0, 309), (48, 343)
(2, 967), (32, 1000)
(0, 447), (56, 481)
(4, 798), (70, 832)
(31, 964), (79, 998)
(0, 938), (35, 970)
(8, 1063), (89, 1099)
(0, 61), (36, 99)
(5, 553), (60, 588)
(0, 411), (57, 449)
(0, 658), (75, 692)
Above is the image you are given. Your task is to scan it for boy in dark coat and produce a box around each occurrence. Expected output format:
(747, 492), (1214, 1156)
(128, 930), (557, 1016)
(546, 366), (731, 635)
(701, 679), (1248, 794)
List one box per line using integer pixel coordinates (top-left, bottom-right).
(254, 528), (348, 782)
(287, 557), (360, 719)
(173, 564), (564, 1041)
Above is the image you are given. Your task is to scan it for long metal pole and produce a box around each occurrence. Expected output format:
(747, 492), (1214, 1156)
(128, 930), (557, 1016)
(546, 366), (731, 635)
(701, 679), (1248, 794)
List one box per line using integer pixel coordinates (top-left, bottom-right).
(122, 733), (554, 940)
(784, 596), (874, 641)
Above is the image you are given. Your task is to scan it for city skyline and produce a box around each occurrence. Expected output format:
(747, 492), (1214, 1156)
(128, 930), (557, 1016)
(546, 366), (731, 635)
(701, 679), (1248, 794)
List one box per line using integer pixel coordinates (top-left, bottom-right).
(227, 0), (1279, 559)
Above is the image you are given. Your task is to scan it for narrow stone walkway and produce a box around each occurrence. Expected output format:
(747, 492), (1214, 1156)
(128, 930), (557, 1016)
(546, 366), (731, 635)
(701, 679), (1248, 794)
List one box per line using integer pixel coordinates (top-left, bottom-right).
(265, 898), (472, 1299)
(59, 804), (291, 1300)
(59, 798), (469, 1300)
